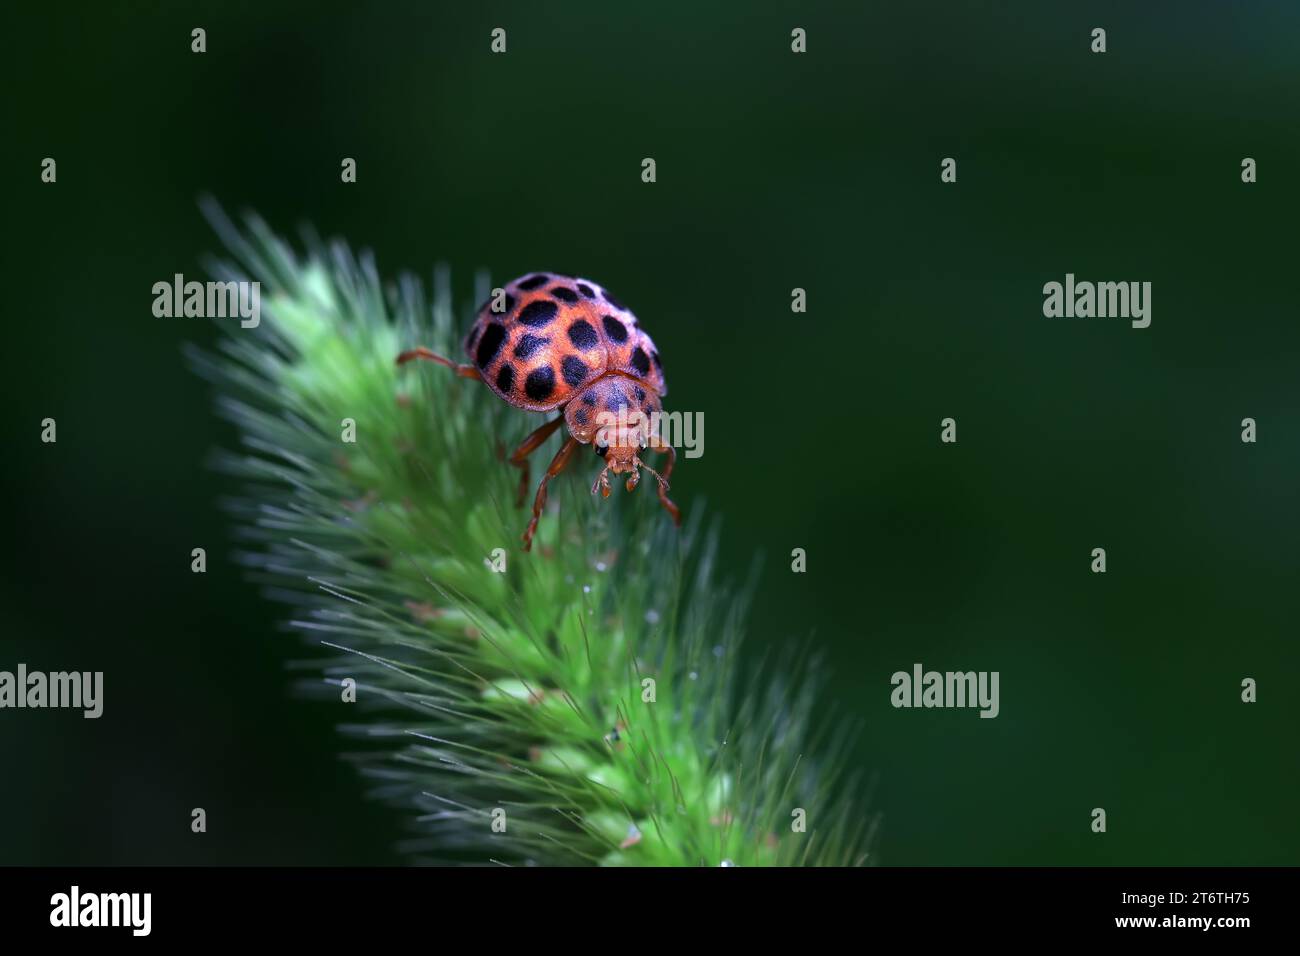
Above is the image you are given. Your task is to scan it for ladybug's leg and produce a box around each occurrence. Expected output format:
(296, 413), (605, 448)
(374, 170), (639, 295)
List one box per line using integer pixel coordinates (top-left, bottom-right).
(646, 436), (682, 526)
(522, 436), (579, 552)
(396, 347), (481, 380)
(508, 416), (565, 508)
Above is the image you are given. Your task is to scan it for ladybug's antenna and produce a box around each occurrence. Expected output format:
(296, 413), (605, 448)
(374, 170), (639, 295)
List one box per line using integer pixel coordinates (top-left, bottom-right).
(638, 458), (670, 493)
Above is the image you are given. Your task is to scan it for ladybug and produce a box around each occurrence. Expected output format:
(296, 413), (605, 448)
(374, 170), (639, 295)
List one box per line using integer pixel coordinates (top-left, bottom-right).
(398, 272), (681, 551)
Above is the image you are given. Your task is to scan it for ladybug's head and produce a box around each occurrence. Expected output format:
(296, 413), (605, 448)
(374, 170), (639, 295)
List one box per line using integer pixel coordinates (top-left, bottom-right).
(590, 420), (664, 498)
(564, 377), (668, 499)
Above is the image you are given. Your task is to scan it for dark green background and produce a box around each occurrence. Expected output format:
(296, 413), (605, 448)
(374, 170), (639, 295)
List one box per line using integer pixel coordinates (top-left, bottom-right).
(4, 1), (1297, 865)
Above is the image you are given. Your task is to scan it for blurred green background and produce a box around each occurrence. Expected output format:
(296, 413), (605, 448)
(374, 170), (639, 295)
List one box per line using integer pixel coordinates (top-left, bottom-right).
(3, 0), (1297, 865)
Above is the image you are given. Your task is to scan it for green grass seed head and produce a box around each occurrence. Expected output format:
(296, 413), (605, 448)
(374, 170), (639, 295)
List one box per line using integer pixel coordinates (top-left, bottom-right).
(193, 203), (874, 866)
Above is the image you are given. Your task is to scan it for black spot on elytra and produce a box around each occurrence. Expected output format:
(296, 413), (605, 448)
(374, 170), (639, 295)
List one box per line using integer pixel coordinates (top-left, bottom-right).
(603, 289), (624, 310)
(577, 283), (595, 298)
(574, 408), (589, 426)
(631, 347), (651, 376)
(635, 387), (646, 402)
(517, 274), (549, 290)
(525, 366), (556, 402)
(476, 323), (507, 367)
(567, 320), (598, 350)
(496, 364), (515, 393)
(562, 356), (588, 386)
(551, 287), (579, 304)
(601, 315), (628, 343)
(652, 350), (662, 371)
(513, 334), (549, 360)
(582, 392), (597, 406)
(518, 300), (558, 327)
